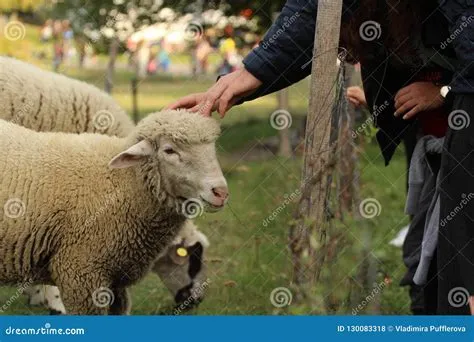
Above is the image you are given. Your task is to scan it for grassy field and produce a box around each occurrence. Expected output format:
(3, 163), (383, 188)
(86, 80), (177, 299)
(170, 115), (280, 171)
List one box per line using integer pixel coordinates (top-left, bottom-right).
(0, 24), (412, 315)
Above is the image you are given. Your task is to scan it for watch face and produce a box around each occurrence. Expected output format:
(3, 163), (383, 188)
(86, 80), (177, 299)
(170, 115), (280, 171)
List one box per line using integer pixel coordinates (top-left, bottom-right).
(441, 86), (451, 98)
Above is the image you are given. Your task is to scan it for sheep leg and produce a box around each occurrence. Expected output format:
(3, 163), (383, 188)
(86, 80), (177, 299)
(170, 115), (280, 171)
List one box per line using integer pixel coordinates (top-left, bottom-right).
(54, 272), (111, 315)
(58, 284), (110, 315)
(109, 287), (131, 315)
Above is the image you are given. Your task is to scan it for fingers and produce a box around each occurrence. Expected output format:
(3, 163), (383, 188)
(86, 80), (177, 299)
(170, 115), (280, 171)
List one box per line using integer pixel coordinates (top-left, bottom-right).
(218, 89), (234, 117)
(347, 86), (366, 108)
(189, 104), (200, 113)
(394, 85), (412, 103)
(201, 88), (227, 117)
(198, 100), (217, 117)
(347, 86), (362, 94)
(347, 88), (359, 99)
(403, 105), (422, 120)
(197, 74), (235, 116)
(167, 68), (261, 118)
(166, 94), (200, 110)
(394, 99), (418, 117)
(394, 93), (412, 111)
(348, 97), (361, 107)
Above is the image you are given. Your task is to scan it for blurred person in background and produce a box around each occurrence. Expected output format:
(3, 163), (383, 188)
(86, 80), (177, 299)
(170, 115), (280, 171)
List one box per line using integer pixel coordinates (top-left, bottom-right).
(136, 40), (151, 79)
(40, 19), (53, 43)
(37, 19), (53, 60)
(147, 48), (158, 75)
(217, 25), (238, 74)
(62, 20), (74, 65)
(157, 41), (171, 73)
(52, 20), (64, 71)
(196, 34), (213, 75)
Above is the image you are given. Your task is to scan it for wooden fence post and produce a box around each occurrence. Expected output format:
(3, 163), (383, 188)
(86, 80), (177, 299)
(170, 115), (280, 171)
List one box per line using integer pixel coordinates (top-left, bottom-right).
(290, 0), (344, 292)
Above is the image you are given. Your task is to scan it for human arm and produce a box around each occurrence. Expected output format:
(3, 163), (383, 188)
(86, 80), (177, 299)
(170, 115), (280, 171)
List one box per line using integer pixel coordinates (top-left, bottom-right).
(167, 0), (318, 117)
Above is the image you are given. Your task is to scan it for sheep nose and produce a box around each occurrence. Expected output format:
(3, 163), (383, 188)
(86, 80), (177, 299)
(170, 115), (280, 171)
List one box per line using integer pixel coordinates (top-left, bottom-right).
(212, 186), (229, 200)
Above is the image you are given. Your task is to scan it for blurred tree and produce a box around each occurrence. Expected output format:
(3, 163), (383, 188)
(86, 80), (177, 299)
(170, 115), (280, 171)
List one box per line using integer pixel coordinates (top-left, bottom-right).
(47, 0), (165, 92)
(162, 0), (286, 32)
(43, 0), (286, 91)
(221, 0), (287, 29)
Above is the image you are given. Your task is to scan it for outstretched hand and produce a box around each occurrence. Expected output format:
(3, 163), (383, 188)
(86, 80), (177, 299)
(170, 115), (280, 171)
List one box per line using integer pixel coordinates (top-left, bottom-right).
(166, 68), (262, 118)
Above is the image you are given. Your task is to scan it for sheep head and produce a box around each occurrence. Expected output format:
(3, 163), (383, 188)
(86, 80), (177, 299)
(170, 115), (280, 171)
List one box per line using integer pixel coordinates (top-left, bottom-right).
(109, 110), (228, 213)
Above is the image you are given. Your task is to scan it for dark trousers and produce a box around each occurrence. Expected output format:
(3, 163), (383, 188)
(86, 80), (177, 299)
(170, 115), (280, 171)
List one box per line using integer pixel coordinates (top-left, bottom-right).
(437, 94), (474, 315)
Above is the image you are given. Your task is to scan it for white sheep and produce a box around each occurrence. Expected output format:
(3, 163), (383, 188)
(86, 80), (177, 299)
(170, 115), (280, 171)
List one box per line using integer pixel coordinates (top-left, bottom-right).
(26, 221), (210, 314)
(0, 56), (134, 137)
(0, 58), (210, 311)
(0, 110), (228, 315)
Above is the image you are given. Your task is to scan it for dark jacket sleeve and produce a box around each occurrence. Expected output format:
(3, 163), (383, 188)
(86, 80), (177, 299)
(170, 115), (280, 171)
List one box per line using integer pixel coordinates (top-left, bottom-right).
(438, 0), (474, 93)
(241, 0), (317, 101)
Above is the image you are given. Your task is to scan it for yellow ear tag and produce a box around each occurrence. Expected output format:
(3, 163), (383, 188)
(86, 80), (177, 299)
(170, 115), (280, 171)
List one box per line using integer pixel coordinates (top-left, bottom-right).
(177, 247), (188, 257)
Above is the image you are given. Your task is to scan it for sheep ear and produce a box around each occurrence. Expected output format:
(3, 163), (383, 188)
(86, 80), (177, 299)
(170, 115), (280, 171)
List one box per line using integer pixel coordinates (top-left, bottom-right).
(109, 140), (153, 169)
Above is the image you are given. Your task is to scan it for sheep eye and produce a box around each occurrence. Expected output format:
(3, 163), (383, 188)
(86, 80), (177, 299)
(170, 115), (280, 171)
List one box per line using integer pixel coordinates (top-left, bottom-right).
(164, 147), (176, 155)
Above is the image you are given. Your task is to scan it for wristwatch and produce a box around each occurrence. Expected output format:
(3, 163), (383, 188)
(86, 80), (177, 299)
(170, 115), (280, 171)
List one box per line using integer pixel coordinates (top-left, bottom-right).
(440, 85), (451, 99)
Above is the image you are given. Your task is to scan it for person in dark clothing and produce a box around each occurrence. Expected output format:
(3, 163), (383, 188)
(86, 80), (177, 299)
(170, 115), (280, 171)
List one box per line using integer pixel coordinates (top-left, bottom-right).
(168, 0), (474, 314)
(346, 64), (452, 316)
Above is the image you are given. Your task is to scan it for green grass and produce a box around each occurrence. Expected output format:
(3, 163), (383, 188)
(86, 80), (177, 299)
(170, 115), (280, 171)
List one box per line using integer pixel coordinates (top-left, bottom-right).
(0, 22), (413, 315)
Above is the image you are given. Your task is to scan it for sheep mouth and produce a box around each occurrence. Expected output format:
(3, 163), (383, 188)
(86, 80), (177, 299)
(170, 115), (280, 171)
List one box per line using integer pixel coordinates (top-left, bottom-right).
(200, 198), (225, 211)
(177, 196), (224, 212)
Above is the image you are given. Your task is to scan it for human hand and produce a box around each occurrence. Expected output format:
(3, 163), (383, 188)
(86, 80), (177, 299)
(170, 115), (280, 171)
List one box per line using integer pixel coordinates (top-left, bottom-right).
(166, 68), (262, 117)
(347, 86), (367, 108)
(394, 82), (444, 120)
